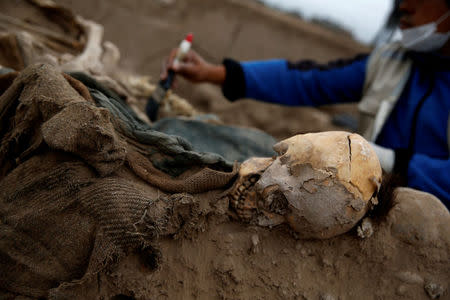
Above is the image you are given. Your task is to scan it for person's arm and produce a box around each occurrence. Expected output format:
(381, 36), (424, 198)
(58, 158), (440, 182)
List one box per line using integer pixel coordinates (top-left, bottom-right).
(406, 154), (450, 208)
(371, 143), (450, 208)
(222, 55), (369, 106)
(163, 49), (368, 107)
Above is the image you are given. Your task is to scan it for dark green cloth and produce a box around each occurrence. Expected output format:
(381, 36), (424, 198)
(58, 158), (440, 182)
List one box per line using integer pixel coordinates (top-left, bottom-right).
(152, 117), (276, 163)
(68, 72), (277, 176)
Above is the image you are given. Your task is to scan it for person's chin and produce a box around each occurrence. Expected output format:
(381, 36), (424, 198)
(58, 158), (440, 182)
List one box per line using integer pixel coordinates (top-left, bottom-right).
(399, 23), (411, 30)
(399, 18), (413, 30)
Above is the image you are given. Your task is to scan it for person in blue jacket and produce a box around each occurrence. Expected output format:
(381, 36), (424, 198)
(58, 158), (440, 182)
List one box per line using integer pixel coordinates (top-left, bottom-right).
(160, 0), (450, 208)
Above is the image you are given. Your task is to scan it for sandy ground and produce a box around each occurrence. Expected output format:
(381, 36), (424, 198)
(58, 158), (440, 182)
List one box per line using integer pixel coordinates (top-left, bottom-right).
(52, 189), (450, 300)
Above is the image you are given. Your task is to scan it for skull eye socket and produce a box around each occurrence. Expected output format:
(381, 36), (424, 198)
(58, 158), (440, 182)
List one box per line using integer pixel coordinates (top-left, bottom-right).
(249, 174), (260, 184)
(267, 189), (289, 215)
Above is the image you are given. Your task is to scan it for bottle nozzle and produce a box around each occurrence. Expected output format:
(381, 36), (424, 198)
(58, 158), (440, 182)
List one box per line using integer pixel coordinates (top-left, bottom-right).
(185, 33), (194, 43)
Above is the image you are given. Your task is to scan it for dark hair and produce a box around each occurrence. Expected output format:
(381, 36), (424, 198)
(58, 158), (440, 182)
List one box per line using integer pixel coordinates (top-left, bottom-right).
(372, 0), (402, 45)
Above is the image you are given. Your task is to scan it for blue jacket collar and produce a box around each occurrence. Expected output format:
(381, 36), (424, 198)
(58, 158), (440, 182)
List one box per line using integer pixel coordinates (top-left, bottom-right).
(406, 50), (450, 71)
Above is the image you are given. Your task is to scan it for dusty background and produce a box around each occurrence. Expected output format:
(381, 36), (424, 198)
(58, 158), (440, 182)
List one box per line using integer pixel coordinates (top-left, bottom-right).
(58, 0), (369, 140)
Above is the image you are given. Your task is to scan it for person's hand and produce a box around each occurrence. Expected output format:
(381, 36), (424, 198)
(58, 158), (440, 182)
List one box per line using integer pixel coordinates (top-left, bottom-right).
(369, 142), (395, 173)
(161, 48), (225, 85)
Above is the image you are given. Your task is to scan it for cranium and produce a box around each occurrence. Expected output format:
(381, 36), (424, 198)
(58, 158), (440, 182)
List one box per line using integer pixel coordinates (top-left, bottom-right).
(229, 131), (382, 239)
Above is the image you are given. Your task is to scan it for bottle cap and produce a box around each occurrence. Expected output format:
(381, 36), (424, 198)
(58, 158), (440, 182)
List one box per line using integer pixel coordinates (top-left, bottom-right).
(185, 33), (193, 43)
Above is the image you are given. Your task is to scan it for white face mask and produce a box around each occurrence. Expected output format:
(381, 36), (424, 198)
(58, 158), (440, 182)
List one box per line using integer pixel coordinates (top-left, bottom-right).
(400, 11), (450, 52)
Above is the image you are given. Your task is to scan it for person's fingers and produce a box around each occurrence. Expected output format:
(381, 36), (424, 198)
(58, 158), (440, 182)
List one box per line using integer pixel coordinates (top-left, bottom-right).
(161, 49), (209, 82)
(172, 52), (195, 72)
(172, 76), (178, 89)
(167, 48), (179, 66)
(160, 59), (168, 80)
(173, 61), (189, 75)
(182, 50), (197, 63)
(160, 48), (179, 80)
(176, 62), (205, 82)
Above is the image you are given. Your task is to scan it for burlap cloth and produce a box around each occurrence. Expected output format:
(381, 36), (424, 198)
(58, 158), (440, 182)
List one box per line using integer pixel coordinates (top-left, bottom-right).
(0, 64), (238, 298)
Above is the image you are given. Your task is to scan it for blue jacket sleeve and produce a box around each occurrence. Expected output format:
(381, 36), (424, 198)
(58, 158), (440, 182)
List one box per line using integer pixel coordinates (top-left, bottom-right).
(408, 154), (450, 208)
(241, 57), (368, 106)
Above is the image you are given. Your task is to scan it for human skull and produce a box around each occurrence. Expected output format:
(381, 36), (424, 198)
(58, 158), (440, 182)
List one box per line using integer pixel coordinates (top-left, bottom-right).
(229, 131), (382, 239)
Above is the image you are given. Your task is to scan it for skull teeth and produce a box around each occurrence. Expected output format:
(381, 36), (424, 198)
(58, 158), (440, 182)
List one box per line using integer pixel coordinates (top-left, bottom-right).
(228, 175), (262, 221)
(230, 188), (254, 220)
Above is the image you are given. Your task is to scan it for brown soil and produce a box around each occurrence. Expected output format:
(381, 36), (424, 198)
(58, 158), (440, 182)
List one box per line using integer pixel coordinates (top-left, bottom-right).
(51, 188), (450, 300)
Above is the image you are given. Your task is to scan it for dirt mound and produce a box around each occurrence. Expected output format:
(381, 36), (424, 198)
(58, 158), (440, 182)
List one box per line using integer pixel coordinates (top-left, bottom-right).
(75, 188), (450, 300)
(0, 1), (449, 300)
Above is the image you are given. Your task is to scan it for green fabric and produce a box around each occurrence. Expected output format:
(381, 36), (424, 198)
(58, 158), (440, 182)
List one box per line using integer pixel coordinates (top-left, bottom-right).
(68, 72), (276, 176)
(152, 118), (276, 163)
